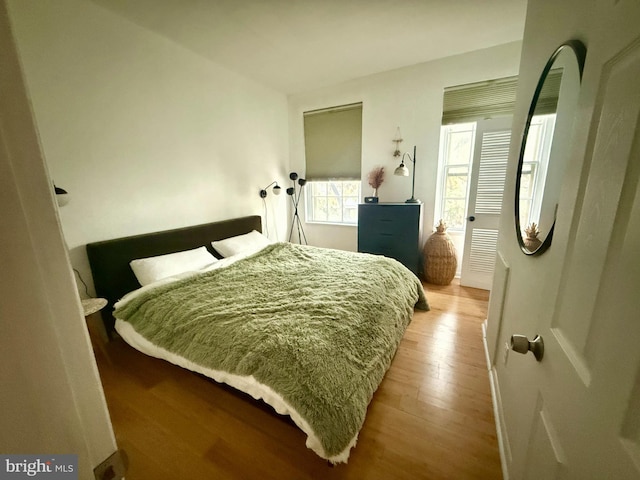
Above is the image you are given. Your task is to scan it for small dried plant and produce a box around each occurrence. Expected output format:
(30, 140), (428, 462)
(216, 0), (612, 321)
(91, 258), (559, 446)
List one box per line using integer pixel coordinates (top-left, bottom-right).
(367, 166), (385, 191)
(525, 222), (540, 239)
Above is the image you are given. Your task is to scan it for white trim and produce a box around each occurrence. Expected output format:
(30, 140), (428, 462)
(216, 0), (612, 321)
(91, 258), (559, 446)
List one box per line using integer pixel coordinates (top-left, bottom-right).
(483, 320), (510, 480)
(305, 220), (358, 227)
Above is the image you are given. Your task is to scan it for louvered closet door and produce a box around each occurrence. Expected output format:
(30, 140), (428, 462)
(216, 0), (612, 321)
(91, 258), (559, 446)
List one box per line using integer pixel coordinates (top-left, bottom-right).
(460, 117), (512, 289)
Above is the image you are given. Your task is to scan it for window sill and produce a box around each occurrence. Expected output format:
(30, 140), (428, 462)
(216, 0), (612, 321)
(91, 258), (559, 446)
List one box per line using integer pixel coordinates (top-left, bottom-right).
(305, 221), (358, 227)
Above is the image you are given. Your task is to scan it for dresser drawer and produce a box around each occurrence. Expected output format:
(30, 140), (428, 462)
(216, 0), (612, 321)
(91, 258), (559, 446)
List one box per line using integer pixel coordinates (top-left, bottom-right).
(359, 205), (418, 229)
(360, 233), (414, 264)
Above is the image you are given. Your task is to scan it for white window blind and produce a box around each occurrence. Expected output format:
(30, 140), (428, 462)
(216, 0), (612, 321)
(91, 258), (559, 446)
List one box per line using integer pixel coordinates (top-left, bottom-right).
(303, 103), (362, 180)
(475, 130), (511, 215)
(469, 228), (499, 274)
(442, 76), (518, 125)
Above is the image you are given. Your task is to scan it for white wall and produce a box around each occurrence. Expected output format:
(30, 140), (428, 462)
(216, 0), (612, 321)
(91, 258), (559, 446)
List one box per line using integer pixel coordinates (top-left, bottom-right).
(288, 41), (522, 252)
(9, 0), (521, 276)
(7, 0), (290, 294)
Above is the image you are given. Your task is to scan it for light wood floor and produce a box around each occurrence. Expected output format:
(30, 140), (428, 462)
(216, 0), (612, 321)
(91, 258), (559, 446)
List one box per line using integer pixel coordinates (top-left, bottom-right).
(94, 280), (502, 479)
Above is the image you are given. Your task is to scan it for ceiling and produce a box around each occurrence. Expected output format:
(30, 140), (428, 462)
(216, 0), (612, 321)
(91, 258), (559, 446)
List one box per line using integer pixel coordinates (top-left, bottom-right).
(91, 0), (528, 94)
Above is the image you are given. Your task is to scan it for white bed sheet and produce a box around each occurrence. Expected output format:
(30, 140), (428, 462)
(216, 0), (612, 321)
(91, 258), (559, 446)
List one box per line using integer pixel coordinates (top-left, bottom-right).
(113, 246), (357, 463)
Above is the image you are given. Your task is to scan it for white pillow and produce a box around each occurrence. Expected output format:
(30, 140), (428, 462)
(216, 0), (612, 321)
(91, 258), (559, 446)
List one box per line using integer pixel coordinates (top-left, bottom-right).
(130, 246), (217, 286)
(211, 230), (272, 258)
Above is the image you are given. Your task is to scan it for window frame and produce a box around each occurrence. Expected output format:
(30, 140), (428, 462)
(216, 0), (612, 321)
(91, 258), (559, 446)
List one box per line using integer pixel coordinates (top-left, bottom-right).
(519, 114), (556, 227)
(304, 179), (361, 226)
(435, 122), (477, 232)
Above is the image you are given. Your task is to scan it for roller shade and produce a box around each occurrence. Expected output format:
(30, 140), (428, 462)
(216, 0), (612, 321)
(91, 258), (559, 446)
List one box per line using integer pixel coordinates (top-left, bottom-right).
(304, 103), (362, 180)
(443, 72), (564, 125)
(442, 76), (519, 124)
(532, 69), (563, 116)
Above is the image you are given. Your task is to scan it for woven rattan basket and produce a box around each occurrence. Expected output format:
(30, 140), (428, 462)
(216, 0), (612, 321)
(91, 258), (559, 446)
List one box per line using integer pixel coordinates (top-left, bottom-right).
(423, 220), (457, 285)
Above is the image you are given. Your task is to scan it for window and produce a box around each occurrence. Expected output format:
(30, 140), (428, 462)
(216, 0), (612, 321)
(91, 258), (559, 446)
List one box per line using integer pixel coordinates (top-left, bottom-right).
(436, 123), (476, 231)
(303, 102), (362, 226)
(305, 180), (360, 225)
(519, 114), (556, 226)
(437, 76), (519, 232)
(438, 76), (518, 286)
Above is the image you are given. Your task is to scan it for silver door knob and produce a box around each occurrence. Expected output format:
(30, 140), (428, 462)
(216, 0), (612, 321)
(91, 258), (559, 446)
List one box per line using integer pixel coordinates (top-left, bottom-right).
(510, 334), (544, 361)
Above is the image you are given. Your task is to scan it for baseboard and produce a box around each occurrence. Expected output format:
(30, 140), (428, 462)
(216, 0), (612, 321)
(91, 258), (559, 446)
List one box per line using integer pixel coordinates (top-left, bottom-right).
(482, 320), (492, 370)
(483, 320), (510, 480)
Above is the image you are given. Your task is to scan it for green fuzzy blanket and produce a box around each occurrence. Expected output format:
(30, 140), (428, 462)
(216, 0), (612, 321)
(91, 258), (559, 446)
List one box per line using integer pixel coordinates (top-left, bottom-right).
(114, 242), (428, 461)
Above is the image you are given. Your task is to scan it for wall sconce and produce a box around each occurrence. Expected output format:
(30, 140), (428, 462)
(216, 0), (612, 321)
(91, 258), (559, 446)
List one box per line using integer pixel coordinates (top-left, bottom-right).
(54, 184), (70, 207)
(259, 181), (282, 198)
(392, 127), (403, 157)
(394, 145), (420, 203)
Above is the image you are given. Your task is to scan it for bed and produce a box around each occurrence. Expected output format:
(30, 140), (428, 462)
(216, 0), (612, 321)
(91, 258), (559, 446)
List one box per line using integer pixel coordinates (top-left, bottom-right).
(86, 215), (428, 463)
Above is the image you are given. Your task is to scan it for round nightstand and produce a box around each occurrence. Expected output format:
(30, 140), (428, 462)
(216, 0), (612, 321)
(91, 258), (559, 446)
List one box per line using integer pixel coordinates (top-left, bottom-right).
(81, 297), (107, 317)
(81, 297), (109, 362)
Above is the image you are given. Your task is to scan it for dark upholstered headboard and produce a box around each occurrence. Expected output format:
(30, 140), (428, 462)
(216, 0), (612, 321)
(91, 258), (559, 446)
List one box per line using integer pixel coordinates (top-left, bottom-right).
(86, 215), (262, 336)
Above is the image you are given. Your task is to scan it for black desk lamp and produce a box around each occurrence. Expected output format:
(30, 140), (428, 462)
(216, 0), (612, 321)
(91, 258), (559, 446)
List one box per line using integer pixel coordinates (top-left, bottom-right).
(394, 145), (420, 203)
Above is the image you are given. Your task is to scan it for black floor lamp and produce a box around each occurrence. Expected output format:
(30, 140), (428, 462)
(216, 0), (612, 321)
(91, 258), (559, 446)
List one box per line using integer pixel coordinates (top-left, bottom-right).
(287, 172), (307, 244)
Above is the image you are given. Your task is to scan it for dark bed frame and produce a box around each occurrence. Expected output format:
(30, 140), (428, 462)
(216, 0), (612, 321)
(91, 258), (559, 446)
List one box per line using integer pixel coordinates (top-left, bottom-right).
(86, 215), (262, 337)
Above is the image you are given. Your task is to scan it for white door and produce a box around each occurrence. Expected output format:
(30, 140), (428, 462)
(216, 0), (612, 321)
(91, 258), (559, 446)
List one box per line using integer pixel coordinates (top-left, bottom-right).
(522, 41), (640, 480)
(460, 117), (512, 289)
(494, 4), (640, 479)
(0, 1), (119, 474)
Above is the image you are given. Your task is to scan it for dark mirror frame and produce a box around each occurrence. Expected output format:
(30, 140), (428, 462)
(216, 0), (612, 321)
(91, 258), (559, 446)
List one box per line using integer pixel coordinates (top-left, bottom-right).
(515, 39), (587, 256)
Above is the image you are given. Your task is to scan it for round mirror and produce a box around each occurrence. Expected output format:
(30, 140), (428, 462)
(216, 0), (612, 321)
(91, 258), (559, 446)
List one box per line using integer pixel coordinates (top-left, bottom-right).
(515, 40), (586, 255)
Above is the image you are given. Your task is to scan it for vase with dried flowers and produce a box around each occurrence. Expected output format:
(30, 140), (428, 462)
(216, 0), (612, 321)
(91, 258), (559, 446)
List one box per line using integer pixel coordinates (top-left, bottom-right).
(366, 166), (385, 202)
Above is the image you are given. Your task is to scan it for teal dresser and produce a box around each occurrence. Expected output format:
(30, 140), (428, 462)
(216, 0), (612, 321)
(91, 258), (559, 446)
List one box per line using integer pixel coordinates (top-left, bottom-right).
(357, 203), (423, 276)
